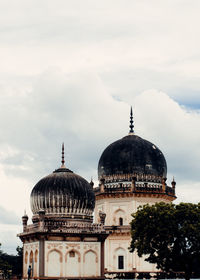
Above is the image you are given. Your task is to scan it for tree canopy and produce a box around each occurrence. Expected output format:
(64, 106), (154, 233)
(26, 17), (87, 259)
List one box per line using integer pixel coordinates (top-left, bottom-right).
(0, 244), (23, 279)
(130, 202), (200, 280)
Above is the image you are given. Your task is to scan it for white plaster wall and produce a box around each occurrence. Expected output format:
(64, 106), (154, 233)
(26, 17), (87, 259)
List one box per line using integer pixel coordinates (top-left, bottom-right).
(83, 250), (97, 276)
(105, 235), (158, 273)
(95, 195), (170, 226)
(23, 241), (39, 279)
(65, 251), (79, 276)
(48, 250), (62, 277)
(95, 195), (170, 273)
(136, 254), (158, 272)
(45, 241), (101, 278)
(95, 196), (134, 226)
(105, 235), (133, 272)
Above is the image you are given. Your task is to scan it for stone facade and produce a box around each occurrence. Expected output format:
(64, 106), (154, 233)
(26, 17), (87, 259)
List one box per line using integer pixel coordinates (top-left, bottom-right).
(94, 173), (176, 276)
(19, 220), (108, 279)
(44, 241), (100, 278)
(18, 152), (108, 280)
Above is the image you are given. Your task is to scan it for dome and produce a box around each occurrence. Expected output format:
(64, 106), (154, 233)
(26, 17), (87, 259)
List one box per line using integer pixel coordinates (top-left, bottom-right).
(30, 151), (95, 221)
(98, 134), (167, 179)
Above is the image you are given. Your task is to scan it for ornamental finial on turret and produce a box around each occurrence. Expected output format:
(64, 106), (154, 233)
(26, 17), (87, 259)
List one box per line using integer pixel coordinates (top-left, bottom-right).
(61, 143), (66, 168)
(171, 177), (176, 188)
(129, 106), (134, 134)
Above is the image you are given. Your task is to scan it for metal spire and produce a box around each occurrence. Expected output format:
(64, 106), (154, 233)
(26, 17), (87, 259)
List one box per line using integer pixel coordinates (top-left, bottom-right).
(129, 106), (134, 134)
(61, 143), (66, 168)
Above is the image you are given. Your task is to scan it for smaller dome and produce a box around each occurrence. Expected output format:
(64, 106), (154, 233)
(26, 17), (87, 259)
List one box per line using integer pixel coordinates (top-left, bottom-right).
(30, 144), (95, 221)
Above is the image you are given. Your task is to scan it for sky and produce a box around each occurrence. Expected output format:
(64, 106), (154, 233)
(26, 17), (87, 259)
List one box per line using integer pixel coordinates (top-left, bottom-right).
(0, 0), (200, 254)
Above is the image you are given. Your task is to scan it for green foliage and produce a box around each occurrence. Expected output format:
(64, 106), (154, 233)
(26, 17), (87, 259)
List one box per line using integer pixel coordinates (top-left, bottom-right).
(130, 202), (200, 280)
(0, 244), (23, 279)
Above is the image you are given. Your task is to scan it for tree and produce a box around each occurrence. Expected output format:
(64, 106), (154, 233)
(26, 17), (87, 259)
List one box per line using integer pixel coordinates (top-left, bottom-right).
(0, 244), (12, 279)
(13, 246), (23, 276)
(0, 244), (23, 279)
(130, 202), (200, 280)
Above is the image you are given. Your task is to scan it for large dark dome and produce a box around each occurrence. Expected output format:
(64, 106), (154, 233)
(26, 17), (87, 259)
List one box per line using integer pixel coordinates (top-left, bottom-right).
(98, 134), (167, 178)
(30, 166), (95, 219)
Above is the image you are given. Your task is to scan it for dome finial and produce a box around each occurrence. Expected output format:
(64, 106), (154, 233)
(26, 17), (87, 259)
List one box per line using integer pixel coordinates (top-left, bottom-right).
(129, 106), (134, 134)
(61, 143), (66, 168)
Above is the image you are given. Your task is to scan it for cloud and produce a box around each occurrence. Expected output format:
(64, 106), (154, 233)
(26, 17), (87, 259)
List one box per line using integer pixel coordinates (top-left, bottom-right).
(0, 69), (200, 253)
(0, 163), (32, 216)
(0, 224), (22, 255)
(0, 0), (200, 253)
(134, 90), (200, 183)
(0, 70), (199, 189)
(0, 0), (200, 108)
(0, 207), (19, 225)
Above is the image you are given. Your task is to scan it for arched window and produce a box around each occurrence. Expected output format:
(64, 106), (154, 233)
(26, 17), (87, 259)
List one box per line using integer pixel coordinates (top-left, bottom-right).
(114, 209), (125, 226)
(118, 255), (124, 269)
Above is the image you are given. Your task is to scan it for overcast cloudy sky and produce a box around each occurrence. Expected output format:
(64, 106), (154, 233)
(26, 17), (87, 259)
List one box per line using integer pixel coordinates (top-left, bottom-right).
(1, 0), (200, 254)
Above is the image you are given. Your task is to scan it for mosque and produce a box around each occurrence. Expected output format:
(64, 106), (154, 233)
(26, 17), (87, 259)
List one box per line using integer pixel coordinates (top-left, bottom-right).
(18, 108), (176, 279)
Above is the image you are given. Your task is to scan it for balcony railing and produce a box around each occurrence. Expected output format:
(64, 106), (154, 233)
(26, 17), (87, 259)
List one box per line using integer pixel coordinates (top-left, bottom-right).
(22, 221), (105, 234)
(94, 181), (175, 197)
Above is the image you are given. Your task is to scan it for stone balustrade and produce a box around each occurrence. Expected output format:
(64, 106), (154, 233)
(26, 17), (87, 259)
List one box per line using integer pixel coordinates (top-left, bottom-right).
(22, 220), (104, 234)
(94, 180), (176, 197)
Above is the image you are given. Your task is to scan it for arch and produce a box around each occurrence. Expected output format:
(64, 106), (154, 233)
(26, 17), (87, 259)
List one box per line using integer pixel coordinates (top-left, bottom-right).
(34, 249), (38, 277)
(47, 249), (62, 263)
(83, 249), (98, 263)
(114, 247), (125, 253)
(25, 251), (28, 264)
(114, 208), (125, 214)
(29, 251), (33, 263)
(113, 209), (126, 225)
(24, 251), (29, 278)
(65, 249), (80, 277)
(114, 247), (126, 271)
(83, 250), (98, 277)
(47, 249), (62, 277)
(65, 249), (81, 263)
(35, 249), (38, 262)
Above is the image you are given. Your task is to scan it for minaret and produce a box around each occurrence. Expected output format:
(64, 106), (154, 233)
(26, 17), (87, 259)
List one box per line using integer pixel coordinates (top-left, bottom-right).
(129, 106), (134, 135)
(22, 210), (28, 232)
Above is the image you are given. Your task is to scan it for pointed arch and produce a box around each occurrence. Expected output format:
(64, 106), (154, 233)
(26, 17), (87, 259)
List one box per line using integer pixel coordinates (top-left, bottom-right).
(113, 209), (126, 225)
(114, 247), (126, 271)
(83, 249), (98, 263)
(46, 249), (62, 277)
(83, 249), (98, 277)
(35, 249), (38, 262)
(47, 249), (62, 263)
(25, 251), (28, 264)
(114, 208), (125, 215)
(29, 251), (33, 263)
(114, 247), (125, 253)
(65, 249), (81, 263)
(65, 249), (80, 277)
